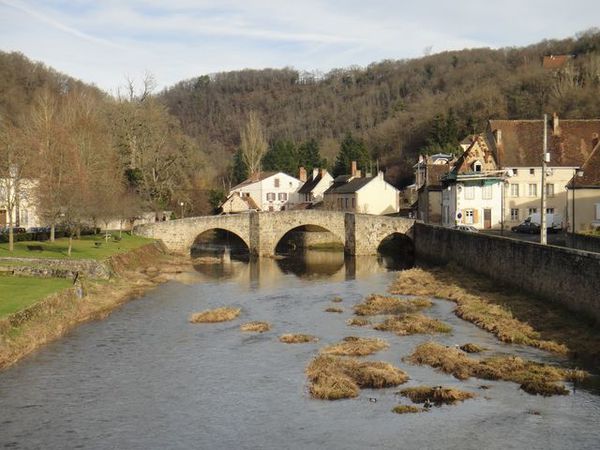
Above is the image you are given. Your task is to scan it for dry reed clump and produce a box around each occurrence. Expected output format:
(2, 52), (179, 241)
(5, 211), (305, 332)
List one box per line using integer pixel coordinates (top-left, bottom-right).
(460, 343), (485, 353)
(406, 342), (587, 396)
(190, 307), (241, 323)
(240, 321), (271, 333)
(346, 318), (370, 327)
(320, 336), (389, 356)
(374, 314), (452, 335)
(399, 385), (475, 405)
(392, 405), (425, 414)
(279, 334), (318, 344)
(325, 307), (343, 313)
(306, 355), (408, 400)
(354, 294), (432, 316)
(389, 268), (573, 356)
(331, 296), (343, 303)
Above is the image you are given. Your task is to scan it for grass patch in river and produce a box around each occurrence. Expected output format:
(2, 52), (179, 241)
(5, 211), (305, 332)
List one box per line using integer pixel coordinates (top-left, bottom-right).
(331, 296), (343, 303)
(279, 334), (318, 344)
(374, 314), (452, 335)
(190, 307), (241, 323)
(392, 404), (426, 414)
(346, 318), (370, 327)
(325, 307), (343, 313)
(460, 343), (485, 353)
(306, 355), (408, 400)
(240, 321), (271, 333)
(353, 294), (432, 316)
(406, 342), (586, 396)
(399, 385), (475, 405)
(320, 336), (389, 356)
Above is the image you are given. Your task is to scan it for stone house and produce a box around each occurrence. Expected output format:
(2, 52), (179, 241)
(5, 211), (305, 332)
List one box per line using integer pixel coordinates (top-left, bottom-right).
(228, 171), (304, 212)
(219, 192), (260, 214)
(414, 153), (453, 223)
(566, 139), (600, 231)
(323, 162), (399, 215)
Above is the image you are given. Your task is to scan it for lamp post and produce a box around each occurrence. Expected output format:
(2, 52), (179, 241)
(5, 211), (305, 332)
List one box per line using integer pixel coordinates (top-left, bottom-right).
(572, 169), (584, 234)
(540, 114), (549, 245)
(180, 201), (184, 219)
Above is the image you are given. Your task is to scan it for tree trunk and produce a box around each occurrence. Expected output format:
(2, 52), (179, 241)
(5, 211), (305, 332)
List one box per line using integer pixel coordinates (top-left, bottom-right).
(50, 223), (55, 242)
(8, 216), (14, 252)
(68, 235), (73, 256)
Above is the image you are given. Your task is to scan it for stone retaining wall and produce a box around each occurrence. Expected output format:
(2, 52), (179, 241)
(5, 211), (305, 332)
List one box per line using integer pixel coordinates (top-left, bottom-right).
(413, 223), (600, 323)
(566, 233), (600, 254)
(0, 257), (111, 279)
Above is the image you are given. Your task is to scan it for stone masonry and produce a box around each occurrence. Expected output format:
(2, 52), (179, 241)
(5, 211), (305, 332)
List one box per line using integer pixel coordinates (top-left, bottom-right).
(134, 211), (415, 257)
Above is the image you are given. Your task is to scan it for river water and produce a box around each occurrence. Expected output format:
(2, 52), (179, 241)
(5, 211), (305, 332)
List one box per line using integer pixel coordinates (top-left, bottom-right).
(0, 251), (599, 450)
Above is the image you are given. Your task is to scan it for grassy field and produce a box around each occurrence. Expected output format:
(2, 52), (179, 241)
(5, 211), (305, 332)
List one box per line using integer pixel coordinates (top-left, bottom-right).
(0, 233), (154, 260)
(0, 276), (72, 317)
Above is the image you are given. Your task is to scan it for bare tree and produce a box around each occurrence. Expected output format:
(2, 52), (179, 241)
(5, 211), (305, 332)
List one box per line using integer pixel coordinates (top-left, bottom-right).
(240, 111), (267, 177)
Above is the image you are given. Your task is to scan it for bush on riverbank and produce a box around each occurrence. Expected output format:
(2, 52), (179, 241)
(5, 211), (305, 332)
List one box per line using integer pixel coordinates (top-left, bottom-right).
(320, 336), (389, 356)
(406, 342), (586, 396)
(190, 307), (241, 323)
(306, 355), (408, 400)
(353, 294), (432, 316)
(374, 314), (452, 335)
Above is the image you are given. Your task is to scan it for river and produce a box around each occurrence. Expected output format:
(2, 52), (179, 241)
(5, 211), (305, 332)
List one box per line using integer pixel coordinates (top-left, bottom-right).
(0, 250), (599, 450)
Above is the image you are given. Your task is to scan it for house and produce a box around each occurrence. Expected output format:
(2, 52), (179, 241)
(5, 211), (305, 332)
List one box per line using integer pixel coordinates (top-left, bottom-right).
(487, 115), (600, 228)
(0, 178), (42, 229)
(296, 168), (334, 207)
(441, 135), (506, 229)
(323, 162), (399, 215)
(219, 192), (260, 214)
(566, 139), (600, 231)
(228, 171), (304, 212)
(414, 153), (453, 223)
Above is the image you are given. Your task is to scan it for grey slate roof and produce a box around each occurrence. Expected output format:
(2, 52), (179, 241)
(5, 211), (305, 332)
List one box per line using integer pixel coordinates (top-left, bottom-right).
(325, 177), (375, 194)
(298, 173), (322, 194)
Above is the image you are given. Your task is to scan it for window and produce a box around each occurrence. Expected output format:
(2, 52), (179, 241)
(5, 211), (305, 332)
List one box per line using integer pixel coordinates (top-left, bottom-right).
(351, 198), (355, 208)
(243, 192), (250, 198)
(464, 186), (475, 200)
(345, 198), (349, 209)
(278, 192), (287, 201)
(274, 178), (280, 187)
(528, 183), (537, 197)
(482, 185), (492, 200)
(338, 198), (343, 208)
(473, 161), (482, 172)
(266, 192), (275, 201)
(545, 183), (555, 197)
(465, 209), (474, 224)
(513, 169), (518, 175)
(530, 168), (535, 175)
(546, 208), (554, 214)
(510, 184), (519, 197)
(528, 208), (537, 216)
(511, 208), (519, 221)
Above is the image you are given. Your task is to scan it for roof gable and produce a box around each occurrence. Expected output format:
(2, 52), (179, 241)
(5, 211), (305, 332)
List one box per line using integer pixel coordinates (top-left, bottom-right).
(568, 141), (600, 188)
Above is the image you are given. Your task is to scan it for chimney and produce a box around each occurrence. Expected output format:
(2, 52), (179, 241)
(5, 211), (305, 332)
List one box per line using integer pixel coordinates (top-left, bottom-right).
(298, 166), (307, 182)
(312, 168), (319, 179)
(553, 112), (560, 136)
(355, 170), (361, 178)
(494, 129), (502, 145)
(320, 168), (327, 177)
(351, 161), (357, 177)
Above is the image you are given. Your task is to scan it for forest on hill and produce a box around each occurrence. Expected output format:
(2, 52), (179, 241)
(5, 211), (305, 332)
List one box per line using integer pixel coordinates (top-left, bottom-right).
(1, 29), (600, 219)
(160, 28), (600, 185)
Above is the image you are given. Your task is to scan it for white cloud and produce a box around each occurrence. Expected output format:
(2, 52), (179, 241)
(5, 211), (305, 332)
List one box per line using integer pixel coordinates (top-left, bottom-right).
(1, 0), (599, 92)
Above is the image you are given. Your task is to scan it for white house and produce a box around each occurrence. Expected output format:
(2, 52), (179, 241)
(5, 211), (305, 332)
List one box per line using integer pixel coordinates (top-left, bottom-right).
(229, 171), (304, 212)
(297, 168), (334, 206)
(0, 178), (42, 229)
(324, 163), (399, 215)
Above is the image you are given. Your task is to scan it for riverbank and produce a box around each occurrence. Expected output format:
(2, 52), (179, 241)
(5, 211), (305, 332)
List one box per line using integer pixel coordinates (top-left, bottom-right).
(0, 242), (193, 371)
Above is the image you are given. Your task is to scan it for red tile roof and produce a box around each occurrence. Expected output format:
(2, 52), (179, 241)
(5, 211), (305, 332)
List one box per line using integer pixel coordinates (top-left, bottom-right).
(488, 119), (600, 168)
(568, 141), (600, 188)
(542, 55), (572, 70)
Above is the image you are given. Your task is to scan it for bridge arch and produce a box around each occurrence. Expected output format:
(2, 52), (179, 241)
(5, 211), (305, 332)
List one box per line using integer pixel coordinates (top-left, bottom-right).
(191, 228), (250, 256)
(274, 224), (345, 254)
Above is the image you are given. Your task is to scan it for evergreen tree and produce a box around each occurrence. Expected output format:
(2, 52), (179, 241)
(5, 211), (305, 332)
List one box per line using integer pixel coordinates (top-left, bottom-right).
(297, 139), (323, 171)
(333, 134), (371, 176)
(232, 148), (248, 184)
(262, 140), (298, 175)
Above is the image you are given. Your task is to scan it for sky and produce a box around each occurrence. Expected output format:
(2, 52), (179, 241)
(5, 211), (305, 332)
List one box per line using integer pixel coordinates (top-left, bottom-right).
(1, 0), (599, 94)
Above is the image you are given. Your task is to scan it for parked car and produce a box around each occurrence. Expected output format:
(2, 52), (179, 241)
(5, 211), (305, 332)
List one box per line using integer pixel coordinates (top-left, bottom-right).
(511, 221), (541, 234)
(453, 225), (479, 233)
(0, 227), (26, 234)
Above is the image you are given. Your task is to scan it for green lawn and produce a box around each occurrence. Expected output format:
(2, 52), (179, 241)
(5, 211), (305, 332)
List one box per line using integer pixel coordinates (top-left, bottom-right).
(0, 276), (72, 317)
(0, 233), (154, 260)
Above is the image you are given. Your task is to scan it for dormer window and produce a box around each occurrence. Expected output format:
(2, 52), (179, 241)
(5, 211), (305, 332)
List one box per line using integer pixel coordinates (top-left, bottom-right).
(473, 161), (482, 172)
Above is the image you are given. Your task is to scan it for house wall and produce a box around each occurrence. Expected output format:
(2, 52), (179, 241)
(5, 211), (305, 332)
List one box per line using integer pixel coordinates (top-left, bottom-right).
(311, 173), (334, 203)
(231, 173), (303, 211)
(414, 223), (600, 323)
(442, 181), (503, 229)
(0, 179), (42, 229)
(504, 166), (574, 227)
(356, 176), (399, 215)
(323, 192), (358, 212)
(567, 188), (600, 232)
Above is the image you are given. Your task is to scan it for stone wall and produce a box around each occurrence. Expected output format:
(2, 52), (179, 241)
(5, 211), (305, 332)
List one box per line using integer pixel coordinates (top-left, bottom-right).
(566, 233), (600, 254)
(0, 257), (111, 279)
(413, 223), (600, 323)
(284, 230), (342, 249)
(348, 214), (414, 255)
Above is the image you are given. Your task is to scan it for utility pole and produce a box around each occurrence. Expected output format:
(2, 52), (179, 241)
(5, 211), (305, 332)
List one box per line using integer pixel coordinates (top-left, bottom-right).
(540, 114), (548, 245)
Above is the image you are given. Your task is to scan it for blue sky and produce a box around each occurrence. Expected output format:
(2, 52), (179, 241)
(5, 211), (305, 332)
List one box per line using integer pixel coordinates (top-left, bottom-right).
(1, 0), (599, 94)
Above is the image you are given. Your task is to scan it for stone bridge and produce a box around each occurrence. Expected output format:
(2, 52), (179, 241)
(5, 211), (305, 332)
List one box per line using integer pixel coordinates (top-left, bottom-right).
(134, 210), (415, 257)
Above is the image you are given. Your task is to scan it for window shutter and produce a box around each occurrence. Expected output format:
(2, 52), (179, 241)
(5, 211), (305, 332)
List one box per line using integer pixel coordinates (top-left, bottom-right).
(473, 209), (479, 223)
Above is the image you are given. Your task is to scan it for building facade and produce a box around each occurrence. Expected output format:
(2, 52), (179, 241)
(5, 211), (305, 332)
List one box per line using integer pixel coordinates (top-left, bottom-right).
(229, 171), (304, 212)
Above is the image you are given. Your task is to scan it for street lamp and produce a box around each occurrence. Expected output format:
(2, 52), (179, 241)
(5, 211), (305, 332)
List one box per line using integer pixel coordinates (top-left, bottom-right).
(180, 201), (184, 219)
(572, 169), (584, 234)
